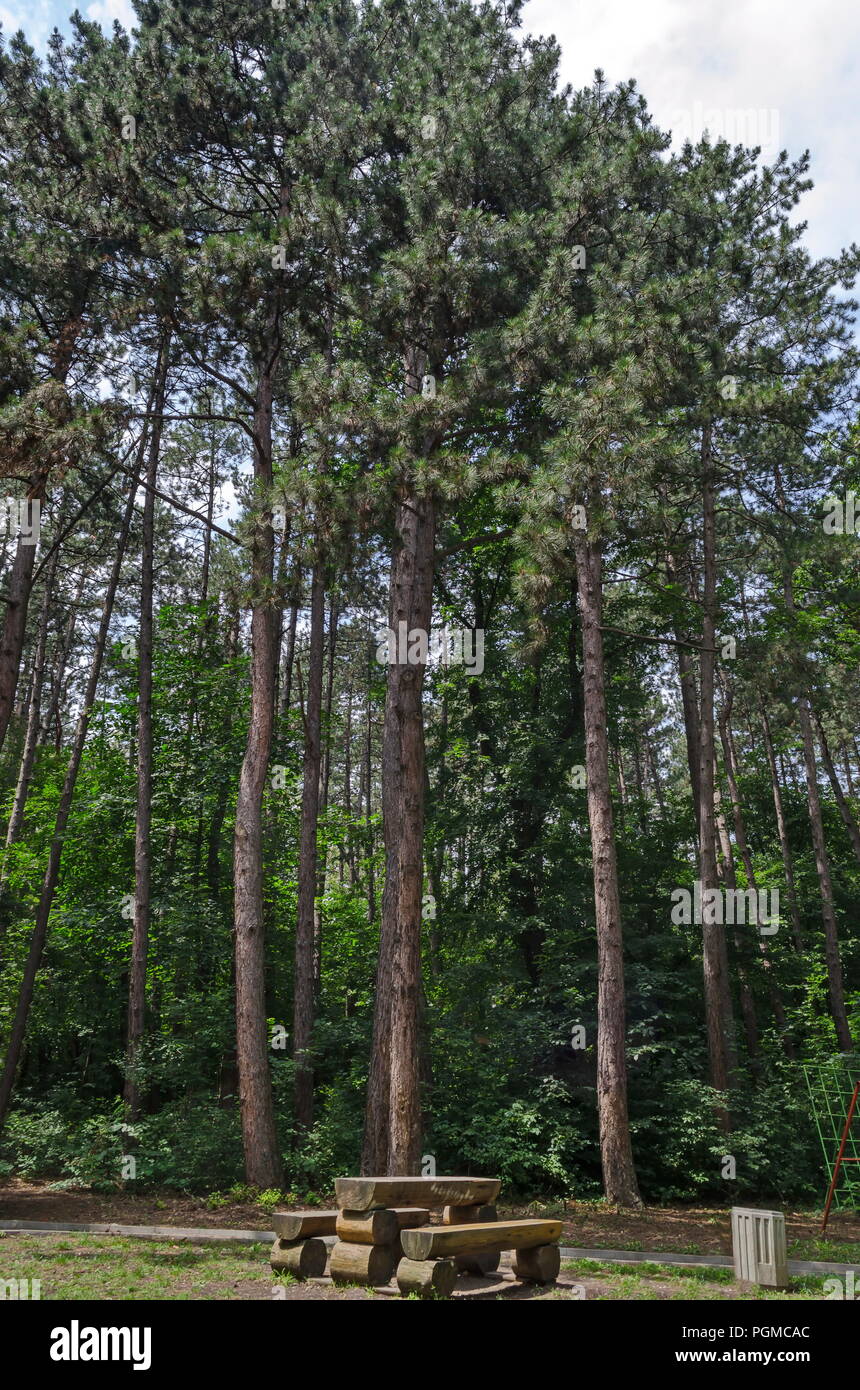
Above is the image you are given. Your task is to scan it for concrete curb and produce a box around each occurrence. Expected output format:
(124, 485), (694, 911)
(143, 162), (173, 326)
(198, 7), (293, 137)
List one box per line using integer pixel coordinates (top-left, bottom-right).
(0, 1220), (277, 1243)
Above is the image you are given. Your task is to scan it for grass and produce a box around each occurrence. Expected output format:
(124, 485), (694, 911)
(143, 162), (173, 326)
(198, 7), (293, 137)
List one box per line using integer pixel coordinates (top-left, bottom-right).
(787, 1236), (860, 1263)
(0, 1232), (852, 1301)
(0, 1233), (275, 1301)
(559, 1258), (835, 1301)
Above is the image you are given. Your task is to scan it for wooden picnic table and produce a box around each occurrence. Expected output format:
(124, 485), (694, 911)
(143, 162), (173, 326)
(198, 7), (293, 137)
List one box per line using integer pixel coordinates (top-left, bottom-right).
(270, 1174), (561, 1297)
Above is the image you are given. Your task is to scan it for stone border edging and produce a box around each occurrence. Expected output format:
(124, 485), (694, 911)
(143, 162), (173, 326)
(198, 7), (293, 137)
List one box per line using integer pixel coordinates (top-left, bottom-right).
(0, 1219), (278, 1242)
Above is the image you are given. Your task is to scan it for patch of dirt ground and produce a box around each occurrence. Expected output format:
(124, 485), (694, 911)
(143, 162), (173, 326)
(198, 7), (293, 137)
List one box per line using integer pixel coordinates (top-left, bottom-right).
(554, 1201), (860, 1255)
(0, 1179), (274, 1230)
(2, 1180), (858, 1256)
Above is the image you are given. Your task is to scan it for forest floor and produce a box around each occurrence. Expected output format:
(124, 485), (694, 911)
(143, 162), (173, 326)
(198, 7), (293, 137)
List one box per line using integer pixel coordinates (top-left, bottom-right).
(2, 1180), (859, 1264)
(0, 1233), (849, 1300)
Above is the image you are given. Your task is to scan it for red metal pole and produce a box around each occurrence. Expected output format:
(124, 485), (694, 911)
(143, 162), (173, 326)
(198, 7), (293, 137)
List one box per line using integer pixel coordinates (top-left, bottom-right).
(822, 1081), (860, 1233)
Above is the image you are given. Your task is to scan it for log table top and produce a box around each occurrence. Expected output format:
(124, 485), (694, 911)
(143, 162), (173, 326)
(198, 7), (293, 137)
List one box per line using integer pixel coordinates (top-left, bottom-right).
(334, 1175), (501, 1213)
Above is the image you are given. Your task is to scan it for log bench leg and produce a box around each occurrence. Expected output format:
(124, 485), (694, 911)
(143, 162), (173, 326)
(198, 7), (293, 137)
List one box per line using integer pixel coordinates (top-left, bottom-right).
(443, 1203), (498, 1224)
(511, 1244), (560, 1284)
(270, 1236), (328, 1279)
(396, 1257), (458, 1299)
(330, 1240), (397, 1287)
(444, 1202), (500, 1277)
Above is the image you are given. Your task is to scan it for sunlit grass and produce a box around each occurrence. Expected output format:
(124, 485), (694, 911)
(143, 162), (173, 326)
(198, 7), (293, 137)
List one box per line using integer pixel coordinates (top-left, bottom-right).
(560, 1256), (832, 1300)
(0, 1233), (273, 1300)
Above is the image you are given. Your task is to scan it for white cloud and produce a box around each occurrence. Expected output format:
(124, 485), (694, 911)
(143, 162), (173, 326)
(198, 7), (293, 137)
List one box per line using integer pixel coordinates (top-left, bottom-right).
(85, 0), (135, 29)
(1, 0), (135, 45)
(523, 0), (860, 259)
(1, 1), (55, 46)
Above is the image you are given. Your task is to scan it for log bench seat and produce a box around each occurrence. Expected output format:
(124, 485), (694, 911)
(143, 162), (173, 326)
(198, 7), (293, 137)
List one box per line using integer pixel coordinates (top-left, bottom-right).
(396, 1217), (562, 1298)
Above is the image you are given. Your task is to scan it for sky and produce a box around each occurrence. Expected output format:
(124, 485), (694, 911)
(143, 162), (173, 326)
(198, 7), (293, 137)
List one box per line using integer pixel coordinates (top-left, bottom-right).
(1, 0), (856, 260)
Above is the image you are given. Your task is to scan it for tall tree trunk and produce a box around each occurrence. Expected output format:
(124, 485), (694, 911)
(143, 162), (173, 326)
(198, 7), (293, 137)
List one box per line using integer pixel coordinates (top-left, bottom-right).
(812, 706), (860, 866)
(361, 483), (435, 1176)
(698, 431), (735, 1123)
(1, 540), (59, 874)
(232, 345), (282, 1188)
(0, 303), (86, 758)
(717, 691), (793, 1058)
(162, 427), (220, 885)
(0, 473), (138, 1129)
(509, 658), (545, 984)
(200, 423), (217, 611)
(797, 696), (853, 1050)
(758, 703), (804, 950)
(572, 519), (641, 1208)
(630, 729), (649, 837)
(314, 596), (339, 994)
(206, 602), (240, 903)
(124, 333), (170, 1118)
(293, 557), (325, 1134)
(278, 567), (301, 722)
(38, 564), (85, 751)
(643, 725), (666, 818)
(714, 789), (762, 1077)
(364, 654), (376, 924)
(771, 450), (853, 1050)
(0, 503), (48, 759)
(343, 676), (355, 886)
(665, 546), (702, 819)
(841, 743), (856, 798)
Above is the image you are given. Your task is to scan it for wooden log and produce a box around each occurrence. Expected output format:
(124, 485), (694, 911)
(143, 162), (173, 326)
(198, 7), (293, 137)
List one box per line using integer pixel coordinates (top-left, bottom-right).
(443, 1203), (497, 1225)
(336, 1209), (399, 1245)
(443, 1203), (499, 1273)
(388, 1212), (429, 1261)
(269, 1236), (328, 1279)
(512, 1243), (561, 1284)
(393, 1207), (431, 1228)
(401, 1218), (561, 1260)
(396, 1257), (457, 1300)
(329, 1240), (397, 1287)
(335, 1176), (501, 1213)
(272, 1210), (338, 1241)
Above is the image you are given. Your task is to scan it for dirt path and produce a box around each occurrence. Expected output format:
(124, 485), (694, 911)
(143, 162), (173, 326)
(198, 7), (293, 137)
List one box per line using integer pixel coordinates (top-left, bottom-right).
(2, 1181), (858, 1256)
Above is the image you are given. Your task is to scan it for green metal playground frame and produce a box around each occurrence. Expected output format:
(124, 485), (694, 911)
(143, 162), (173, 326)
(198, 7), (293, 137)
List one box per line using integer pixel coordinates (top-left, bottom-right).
(803, 1055), (860, 1231)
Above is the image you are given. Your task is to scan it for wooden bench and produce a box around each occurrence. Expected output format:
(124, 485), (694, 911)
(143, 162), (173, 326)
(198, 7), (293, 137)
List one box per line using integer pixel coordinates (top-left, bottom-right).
(396, 1217), (562, 1298)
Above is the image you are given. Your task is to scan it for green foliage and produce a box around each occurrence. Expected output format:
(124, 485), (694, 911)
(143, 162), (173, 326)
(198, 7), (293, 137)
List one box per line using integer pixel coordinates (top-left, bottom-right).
(0, 0), (858, 1219)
